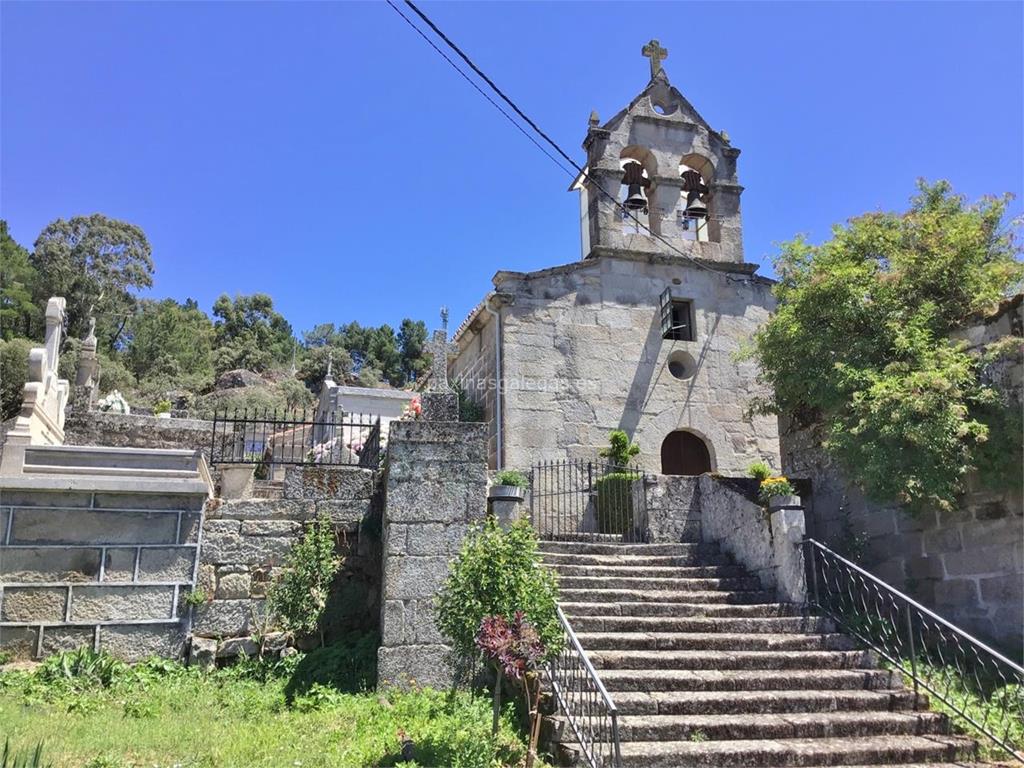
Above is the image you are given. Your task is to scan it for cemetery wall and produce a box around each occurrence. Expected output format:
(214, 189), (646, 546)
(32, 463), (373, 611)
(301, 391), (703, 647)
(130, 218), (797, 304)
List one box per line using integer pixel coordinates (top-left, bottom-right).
(782, 296), (1024, 656)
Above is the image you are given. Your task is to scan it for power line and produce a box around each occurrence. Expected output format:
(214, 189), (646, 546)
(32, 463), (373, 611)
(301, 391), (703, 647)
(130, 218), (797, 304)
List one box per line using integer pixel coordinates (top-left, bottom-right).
(389, 0), (746, 282)
(383, 0), (574, 178)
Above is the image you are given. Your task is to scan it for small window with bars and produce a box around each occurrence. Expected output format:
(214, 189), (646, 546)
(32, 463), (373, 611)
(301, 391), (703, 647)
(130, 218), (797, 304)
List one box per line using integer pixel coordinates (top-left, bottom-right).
(660, 288), (694, 341)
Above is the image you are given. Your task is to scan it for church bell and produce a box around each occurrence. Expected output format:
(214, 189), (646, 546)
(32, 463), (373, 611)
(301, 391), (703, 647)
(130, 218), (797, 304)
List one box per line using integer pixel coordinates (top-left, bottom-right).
(681, 169), (708, 219)
(621, 161), (650, 213)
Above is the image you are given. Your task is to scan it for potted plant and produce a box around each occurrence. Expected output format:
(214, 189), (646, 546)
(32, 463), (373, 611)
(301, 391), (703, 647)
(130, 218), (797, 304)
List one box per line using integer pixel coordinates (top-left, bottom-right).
(489, 469), (528, 502)
(154, 399), (173, 419)
(758, 475), (800, 511)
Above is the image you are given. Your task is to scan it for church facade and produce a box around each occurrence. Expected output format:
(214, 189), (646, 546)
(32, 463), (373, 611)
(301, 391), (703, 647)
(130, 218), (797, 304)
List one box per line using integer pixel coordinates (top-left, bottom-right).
(451, 46), (780, 475)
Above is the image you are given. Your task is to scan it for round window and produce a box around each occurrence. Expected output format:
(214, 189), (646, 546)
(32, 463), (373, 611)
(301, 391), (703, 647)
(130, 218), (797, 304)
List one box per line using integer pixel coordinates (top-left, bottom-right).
(667, 350), (697, 381)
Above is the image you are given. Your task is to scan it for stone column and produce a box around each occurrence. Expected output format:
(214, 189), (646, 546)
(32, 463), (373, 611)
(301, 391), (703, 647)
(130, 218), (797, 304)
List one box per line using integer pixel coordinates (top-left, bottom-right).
(377, 419), (488, 689)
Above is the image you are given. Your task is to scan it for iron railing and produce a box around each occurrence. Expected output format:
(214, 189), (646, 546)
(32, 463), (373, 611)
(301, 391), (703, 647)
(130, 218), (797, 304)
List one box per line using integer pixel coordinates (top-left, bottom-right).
(547, 606), (622, 768)
(804, 538), (1024, 762)
(209, 409), (381, 469)
(529, 459), (648, 542)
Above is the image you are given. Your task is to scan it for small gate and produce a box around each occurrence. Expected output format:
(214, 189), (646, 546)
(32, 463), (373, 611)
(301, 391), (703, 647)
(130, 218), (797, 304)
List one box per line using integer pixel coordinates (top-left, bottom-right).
(529, 459), (648, 543)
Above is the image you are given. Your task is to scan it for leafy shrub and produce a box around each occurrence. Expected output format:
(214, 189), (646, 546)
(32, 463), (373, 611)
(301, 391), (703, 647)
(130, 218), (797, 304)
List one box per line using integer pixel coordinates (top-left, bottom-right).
(747, 461), (772, 482)
(182, 588), (208, 607)
(436, 518), (560, 676)
(494, 469), (528, 489)
(599, 429), (639, 467)
(153, 399), (172, 415)
(37, 648), (129, 690)
(757, 476), (796, 504)
(267, 512), (339, 641)
(454, 381), (485, 423)
(0, 337), (32, 420)
(595, 471), (638, 534)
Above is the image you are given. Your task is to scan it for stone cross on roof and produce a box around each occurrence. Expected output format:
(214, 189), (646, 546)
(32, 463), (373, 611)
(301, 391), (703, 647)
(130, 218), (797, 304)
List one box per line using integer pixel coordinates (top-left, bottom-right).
(425, 308), (457, 393)
(642, 39), (668, 79)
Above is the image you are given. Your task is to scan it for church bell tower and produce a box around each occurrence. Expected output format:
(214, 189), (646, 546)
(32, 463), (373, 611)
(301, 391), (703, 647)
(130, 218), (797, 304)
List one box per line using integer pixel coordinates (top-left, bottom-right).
(571, 40), (745, 264)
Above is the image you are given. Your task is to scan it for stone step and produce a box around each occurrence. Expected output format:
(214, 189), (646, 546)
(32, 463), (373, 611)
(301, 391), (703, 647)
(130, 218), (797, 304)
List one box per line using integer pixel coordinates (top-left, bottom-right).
(614, 734), (978, 767)
(556, 575), (763, 591)
(615, 710), (948, 742)
(596, 668), (904, 693)
(574, 631), (857, 652)
(566, 615), (835, 635)
(559, 588), (775, 605)
(548, 563), (746, 579)
(537, 542), (709, 556)
(607, 688), (922, 716)
(540, 548), (728, 567)
(588, 648), (875, 671)
(559, 601), (803, 618)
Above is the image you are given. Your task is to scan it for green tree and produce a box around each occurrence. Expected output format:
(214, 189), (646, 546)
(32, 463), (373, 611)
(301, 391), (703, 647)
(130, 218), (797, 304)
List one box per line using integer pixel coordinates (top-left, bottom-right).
(0, 222), (39, 339)
(125, 298), (214, 388)
(749, 180), (1023, 511)
(0, 337), (32, 419)
(211, 293), (295, 375)
(398, 318), (429, 383)
(31, 214), (154, 347)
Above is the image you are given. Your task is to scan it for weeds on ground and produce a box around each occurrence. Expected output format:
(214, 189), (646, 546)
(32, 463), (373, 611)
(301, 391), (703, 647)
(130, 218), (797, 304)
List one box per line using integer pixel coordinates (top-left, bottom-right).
(0, 644), (542, 768)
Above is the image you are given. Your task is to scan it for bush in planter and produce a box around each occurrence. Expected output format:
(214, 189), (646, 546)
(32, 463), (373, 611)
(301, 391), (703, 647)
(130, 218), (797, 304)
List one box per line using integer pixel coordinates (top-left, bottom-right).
(596, 471), (639, 535)
(494, 469), (528, 489)
(154, 398), (172, 415)
(757, 476), (796, 505)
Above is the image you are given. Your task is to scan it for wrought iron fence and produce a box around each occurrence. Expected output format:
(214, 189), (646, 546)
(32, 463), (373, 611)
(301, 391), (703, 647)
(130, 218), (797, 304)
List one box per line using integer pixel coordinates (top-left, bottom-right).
(547, 606), (622, 768)
(529, 459), (648, 542)
(209, 409), (381, 470)
(804, 538), (1024, 762)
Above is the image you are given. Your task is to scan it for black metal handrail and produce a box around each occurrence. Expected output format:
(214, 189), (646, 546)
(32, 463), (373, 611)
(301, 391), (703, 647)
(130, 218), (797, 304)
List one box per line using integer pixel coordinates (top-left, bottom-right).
(209, 409), (382, 469)
(546, 606), (622, 768)
(529, 459), (648, 543)
(804, 538), (1024, 762)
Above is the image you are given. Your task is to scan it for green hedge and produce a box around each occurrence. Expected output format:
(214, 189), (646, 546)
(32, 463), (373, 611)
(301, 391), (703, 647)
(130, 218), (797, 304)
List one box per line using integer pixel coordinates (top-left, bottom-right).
(595, 472), (638, 535)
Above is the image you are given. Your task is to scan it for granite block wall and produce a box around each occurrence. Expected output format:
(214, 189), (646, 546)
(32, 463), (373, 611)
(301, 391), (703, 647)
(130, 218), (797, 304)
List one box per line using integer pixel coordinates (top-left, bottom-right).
(193, 466), (380, 658)
(377, 420), (489, 689)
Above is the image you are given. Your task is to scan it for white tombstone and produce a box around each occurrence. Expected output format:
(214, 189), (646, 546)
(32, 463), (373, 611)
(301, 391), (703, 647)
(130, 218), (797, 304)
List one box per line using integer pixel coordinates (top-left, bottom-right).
(0, 297), (72, 474)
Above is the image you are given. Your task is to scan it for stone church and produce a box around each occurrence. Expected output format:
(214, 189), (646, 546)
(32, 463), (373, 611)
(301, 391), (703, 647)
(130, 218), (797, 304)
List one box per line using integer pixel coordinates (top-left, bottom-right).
(452, 45), (780, 475)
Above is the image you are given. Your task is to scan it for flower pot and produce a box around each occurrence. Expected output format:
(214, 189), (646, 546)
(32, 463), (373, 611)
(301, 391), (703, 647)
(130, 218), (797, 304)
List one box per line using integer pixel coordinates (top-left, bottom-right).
(488, 485), (526, 529)
(156, 412), (171, 419)
(488, 484), (526, 502)
(768, 494), (801, 512)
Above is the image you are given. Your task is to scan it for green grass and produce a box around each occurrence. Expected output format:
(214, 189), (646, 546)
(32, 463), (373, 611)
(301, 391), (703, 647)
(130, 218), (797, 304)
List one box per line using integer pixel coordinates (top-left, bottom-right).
(902, 661), (1024, 762)
(0, 648), (537, 768)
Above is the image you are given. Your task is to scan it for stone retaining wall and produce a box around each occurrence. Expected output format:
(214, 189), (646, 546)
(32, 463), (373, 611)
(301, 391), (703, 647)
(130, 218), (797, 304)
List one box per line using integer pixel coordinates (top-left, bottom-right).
(192, 466), (380, 659)
(64, 411), (212, 458)
(644, 474), (807, 603)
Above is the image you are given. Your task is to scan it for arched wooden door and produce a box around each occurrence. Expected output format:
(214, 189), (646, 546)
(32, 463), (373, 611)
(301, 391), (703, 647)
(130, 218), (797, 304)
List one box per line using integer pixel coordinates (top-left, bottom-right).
(660, 430), (713, 475)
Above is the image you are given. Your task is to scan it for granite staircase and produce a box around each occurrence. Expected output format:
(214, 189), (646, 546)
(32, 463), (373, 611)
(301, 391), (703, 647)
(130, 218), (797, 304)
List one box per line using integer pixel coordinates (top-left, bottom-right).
(540, 536), (991, 768)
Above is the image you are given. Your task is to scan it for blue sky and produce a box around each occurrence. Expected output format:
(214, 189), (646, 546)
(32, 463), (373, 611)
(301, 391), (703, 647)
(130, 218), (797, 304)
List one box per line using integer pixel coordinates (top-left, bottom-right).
(2, 1), (1021, 338)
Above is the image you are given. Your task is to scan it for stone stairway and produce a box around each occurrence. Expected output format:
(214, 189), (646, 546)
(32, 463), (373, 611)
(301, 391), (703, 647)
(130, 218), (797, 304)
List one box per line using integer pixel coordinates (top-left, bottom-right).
(540, 537), (990, 768)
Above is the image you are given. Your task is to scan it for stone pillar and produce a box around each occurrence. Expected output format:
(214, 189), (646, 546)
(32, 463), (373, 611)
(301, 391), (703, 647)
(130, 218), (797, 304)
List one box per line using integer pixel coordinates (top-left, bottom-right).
(377, 420), (488, 689)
